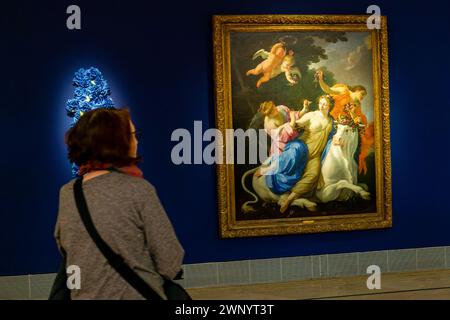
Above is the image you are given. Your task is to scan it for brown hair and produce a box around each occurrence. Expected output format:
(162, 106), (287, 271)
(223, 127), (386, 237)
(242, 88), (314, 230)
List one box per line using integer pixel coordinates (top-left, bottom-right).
(65, 108), (139, 167)
(317, 94), (334, 112)
(348, 85), (367, 95)
(259, 101), (276, 116)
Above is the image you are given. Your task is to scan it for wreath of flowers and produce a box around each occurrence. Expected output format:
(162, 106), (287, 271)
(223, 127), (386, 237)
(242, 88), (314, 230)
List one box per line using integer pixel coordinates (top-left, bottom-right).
(334, 114), (365, 134)
(332, 103), (365, 134)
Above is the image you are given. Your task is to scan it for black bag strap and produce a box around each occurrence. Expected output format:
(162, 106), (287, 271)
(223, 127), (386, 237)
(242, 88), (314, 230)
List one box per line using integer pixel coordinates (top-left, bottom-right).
(73, 177), (163, 300)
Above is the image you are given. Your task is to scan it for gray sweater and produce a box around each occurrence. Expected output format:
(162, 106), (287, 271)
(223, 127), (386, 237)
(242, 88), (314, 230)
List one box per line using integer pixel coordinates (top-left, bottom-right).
(54, 171), (185, 300)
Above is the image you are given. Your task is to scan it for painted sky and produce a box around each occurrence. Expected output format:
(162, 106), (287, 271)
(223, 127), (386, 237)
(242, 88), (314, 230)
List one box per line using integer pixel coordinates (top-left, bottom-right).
(309, 32), (374, 122)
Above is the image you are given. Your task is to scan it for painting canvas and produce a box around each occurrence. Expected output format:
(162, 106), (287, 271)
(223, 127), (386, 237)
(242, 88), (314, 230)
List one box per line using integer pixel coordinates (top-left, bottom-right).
(213, 15), (392, 238)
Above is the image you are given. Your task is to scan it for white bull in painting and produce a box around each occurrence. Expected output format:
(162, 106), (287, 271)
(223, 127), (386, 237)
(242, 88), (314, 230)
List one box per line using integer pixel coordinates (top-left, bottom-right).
(241, 123), (370, 213)
(315, 123), (370, 203)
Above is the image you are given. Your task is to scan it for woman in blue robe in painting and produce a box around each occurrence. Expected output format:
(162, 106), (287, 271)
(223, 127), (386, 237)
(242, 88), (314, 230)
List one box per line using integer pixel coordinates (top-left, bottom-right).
(256, 100), (310, 194)
(256, 98), (337, 196)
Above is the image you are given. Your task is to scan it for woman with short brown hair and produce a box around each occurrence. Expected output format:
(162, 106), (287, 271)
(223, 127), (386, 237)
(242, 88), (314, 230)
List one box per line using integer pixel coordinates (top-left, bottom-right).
(55, 108), (184, 299)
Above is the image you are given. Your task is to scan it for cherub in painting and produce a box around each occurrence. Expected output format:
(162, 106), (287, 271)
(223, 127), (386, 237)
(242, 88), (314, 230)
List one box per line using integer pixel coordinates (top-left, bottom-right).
(246, 37), (301, 88)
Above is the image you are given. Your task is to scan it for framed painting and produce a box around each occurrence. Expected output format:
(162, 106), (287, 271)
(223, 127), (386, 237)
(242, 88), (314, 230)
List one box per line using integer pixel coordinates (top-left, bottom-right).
(212, 15), (392, 238)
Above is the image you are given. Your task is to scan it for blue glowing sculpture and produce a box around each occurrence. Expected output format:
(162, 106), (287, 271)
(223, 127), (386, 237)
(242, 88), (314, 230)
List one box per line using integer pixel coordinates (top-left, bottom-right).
(66, 67), (115, 123)
(66, 67), (115, 175)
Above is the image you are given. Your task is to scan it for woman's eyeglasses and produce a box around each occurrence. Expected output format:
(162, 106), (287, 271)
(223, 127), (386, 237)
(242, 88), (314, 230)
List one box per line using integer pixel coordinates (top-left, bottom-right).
(131, 129), (142, 140)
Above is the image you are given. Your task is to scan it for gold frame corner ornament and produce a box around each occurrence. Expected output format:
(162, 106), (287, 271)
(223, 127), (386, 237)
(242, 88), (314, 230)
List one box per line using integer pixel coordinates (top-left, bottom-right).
(212, 15), (392, 238)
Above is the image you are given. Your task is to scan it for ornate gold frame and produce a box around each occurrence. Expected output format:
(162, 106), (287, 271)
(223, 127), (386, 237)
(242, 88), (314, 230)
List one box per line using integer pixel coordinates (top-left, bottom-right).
(212, 15), (392, 238)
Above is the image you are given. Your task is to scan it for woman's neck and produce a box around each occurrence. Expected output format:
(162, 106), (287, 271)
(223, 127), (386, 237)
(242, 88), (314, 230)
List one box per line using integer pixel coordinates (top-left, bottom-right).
(320, 110), (329, 118)
(270, 109), (284, 122)
(83, 170), (110, 182)
(349, 91), (360, 102)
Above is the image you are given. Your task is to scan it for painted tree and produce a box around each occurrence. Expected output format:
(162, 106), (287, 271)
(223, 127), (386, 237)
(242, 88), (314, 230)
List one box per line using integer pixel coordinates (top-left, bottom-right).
(229, 32), (348, 129)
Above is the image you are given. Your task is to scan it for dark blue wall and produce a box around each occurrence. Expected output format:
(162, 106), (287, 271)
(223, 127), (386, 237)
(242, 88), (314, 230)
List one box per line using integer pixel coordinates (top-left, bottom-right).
(1, 0), (450, 276)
